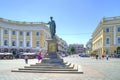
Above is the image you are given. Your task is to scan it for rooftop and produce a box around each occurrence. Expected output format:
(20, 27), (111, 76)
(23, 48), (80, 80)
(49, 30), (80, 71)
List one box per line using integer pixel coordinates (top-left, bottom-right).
(0, 17), (46, 26)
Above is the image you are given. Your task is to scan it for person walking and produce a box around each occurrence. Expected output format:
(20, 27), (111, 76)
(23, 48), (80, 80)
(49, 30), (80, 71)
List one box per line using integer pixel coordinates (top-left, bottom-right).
(96, 54), (99, 60)
(24, 55), (28, 64)
(37, 51), (42, 63)
(102, 54), (105, 59)
(106, 54), (109, 60)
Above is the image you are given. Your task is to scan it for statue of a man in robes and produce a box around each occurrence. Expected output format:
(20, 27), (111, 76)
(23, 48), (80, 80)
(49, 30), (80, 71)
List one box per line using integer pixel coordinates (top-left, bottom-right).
(47, 17), (56, 39)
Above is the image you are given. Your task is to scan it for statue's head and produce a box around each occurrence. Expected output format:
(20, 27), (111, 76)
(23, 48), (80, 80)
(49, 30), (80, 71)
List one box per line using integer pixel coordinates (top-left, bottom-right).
(50, 16), (53, 20)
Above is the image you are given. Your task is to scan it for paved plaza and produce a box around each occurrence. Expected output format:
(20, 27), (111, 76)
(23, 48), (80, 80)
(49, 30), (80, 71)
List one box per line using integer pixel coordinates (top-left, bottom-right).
(0, 55), (120, 80)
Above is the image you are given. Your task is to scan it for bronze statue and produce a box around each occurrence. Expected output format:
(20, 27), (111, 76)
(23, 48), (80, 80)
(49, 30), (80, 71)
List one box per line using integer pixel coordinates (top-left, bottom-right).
(47, 17), (56, 39)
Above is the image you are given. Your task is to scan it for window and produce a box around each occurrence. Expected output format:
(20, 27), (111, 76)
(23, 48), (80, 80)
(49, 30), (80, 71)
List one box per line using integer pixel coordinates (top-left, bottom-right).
(118, 27), (120, 32)
(19, 41), (23, 47)
(106, 37), (110, 45)
(36, 41), (40, 47)
(106, 28), (110, 33)
(4, 40), (8, 46)
(4, 30), (8, 34)
(19, 31), (23, 36)
(12, 40), (16, 46)
(26, 41), (30, 47)
(12, 30), (16, 35)
(106, 48), (110, 55)
(118, 50), (120, 54)
(36, 32), (40, 36)
(118, 37), (120, 44)
(26, 32), (30, 36)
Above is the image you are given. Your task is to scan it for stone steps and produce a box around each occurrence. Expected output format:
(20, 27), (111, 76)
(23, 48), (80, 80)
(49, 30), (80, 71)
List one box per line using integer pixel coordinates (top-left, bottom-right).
(11, 61), (83, 74)
(24, 66), (73, 69)
(19, 68), (78, 71)
(11, 70), (83, 74)
(35, 63), (61, 66)
(35, 62), (68, 66)
(24, 66), (53, 68)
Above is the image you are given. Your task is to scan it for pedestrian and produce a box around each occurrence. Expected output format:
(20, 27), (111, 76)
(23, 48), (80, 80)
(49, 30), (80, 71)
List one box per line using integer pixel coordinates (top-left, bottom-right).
(99, 55), (101, 59)
(37, 51), (42, 63)
(102, 54), (104, 59)
(24, 55), (28, 64)
(96, 54), (99, 60)
(106, 54), (109, 60)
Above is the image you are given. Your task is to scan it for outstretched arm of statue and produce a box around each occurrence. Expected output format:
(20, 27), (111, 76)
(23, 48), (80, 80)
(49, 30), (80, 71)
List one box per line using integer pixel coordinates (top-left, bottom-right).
(45, 22), (50, 25)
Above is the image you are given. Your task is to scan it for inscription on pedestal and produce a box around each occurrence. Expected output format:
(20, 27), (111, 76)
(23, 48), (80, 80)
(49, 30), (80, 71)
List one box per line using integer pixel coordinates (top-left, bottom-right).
(47, 39), (57, 53)
(42, 39), (63, 65)
(48, 42), (56, 53)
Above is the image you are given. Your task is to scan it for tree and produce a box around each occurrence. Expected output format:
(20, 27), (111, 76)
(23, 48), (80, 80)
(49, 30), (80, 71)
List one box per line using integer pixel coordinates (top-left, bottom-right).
(68, 46), (75, 55)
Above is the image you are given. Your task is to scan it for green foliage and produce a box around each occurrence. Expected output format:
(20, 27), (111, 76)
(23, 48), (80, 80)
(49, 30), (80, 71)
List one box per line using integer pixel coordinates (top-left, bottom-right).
(68, 45), (75, 55)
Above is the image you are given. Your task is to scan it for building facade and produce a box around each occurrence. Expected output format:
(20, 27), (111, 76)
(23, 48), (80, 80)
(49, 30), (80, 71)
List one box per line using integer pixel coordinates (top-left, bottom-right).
(69, 44), (85, 54)
(57, 36), (68, 56)
(0, 18), (50, 56)
(92, 16), (120, 56)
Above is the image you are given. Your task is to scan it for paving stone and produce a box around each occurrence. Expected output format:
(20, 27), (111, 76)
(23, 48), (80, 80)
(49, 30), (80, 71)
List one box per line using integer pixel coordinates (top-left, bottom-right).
(0, 55), (120, 80)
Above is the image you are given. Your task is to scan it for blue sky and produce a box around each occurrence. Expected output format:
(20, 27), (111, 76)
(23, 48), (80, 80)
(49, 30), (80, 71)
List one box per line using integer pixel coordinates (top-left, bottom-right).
(0, 0), (120, 45)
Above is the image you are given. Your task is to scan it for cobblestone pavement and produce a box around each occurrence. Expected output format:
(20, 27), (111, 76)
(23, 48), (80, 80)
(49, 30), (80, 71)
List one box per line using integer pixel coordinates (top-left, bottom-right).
(64, 55), (120, 80)
(0, 55), (120, 80)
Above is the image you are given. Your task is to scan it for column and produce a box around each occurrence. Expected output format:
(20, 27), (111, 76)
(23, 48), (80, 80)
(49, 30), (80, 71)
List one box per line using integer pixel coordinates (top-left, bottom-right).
(16, 30), (19, 47)
(8, 29), (11, 47)
(30, 31), (32, 47)
(1, 28), (3, 47)
(24, 31), (26, 47)
(114, 25), (116, 45)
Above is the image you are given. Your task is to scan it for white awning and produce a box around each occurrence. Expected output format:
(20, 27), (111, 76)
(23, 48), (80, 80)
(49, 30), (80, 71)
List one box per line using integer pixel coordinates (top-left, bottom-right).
(22, 53), (37, 55)
(0, 53), (13, 55)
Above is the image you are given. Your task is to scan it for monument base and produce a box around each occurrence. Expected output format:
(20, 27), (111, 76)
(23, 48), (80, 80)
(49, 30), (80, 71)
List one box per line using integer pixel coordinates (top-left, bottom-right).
(41, 58), (64, 65)
(41, 39), (64, 65)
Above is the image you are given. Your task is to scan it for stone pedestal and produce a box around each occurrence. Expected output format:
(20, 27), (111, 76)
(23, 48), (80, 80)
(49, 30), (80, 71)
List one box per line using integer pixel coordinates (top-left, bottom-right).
(41, 39), (63, 65)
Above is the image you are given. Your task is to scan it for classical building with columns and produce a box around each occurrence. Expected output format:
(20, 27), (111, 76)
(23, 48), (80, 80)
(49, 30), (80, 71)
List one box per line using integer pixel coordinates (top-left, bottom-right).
(0, 18), (50, 56)
(92, 16), (120, 56)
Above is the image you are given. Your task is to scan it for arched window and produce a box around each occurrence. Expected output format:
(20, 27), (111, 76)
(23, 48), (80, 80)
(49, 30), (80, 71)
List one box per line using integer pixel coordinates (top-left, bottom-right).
(4, 48), (8, 52)
(4, 40), (8, 46)
(12, 40), (16, 46)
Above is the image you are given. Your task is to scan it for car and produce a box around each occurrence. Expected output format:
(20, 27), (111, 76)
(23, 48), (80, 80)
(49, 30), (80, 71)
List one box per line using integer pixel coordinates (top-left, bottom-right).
(79, 53), (90, 57)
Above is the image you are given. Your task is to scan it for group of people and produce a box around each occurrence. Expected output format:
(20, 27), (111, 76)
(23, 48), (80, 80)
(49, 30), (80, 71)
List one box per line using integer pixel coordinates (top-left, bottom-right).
(95, 54), (109, 60)
(24, 50), (48, 64)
